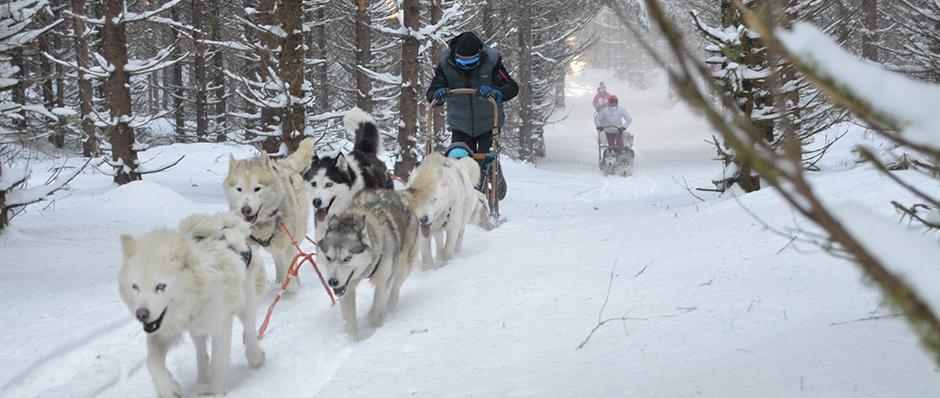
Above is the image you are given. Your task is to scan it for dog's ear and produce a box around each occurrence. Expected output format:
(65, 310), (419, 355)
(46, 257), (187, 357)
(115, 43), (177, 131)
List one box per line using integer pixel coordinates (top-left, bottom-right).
(336, 153), (348, 173)
(228, 154), (237, 172)
(302, 155), (319, 181)
(260, 151), (272, 168)
(120, 234), (137, 258)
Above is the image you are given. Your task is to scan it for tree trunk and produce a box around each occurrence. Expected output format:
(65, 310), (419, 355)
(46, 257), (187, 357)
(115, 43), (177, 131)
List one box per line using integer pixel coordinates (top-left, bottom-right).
(862, 0), (878, 62)
(482, 0), (497, 42)
(192, 0), (208, 142)
(314, 7), (329, 115)
(255, 0), (280, 153)
(169, 6), (185, 141)
(0, 165), (7, 231)
(102, 0), (140, 185)
(70, 0), (98, 157)
(428, 0), (446, 152)
(11, 48), (27, 130)
(240, 0), (257, 141)
(354, 0), (373, 112)
(210, 2), (227, 142)
(38, 6), (63, 148)
(516, 0), (534, 162)
(277, 0), (304, 152)
(395, 0), (420, 177)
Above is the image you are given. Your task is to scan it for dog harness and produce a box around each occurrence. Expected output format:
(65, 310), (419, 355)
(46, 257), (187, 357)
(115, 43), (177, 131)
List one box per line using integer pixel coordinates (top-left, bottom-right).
(366, 254), (382, 279)
(192, 234), (253, 268)
(250, 209), (281, 247)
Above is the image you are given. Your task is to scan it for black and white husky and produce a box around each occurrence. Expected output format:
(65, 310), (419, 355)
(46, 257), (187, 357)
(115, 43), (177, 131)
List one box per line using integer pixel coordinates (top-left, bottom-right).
(303, 108), (393, 239)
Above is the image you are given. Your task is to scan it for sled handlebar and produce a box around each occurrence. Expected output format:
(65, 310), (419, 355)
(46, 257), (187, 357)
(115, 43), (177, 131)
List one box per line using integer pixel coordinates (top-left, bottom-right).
(432, 88), (499, 110)
(426, 88), (501, 156)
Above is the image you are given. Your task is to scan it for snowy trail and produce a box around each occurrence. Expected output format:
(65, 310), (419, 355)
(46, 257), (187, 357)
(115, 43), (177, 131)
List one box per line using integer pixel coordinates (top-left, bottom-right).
(2, 70), (940, 397)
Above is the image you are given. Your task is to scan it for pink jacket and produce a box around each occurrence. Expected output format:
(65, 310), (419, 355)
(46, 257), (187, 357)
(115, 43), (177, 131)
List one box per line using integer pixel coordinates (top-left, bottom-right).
(593, 91), (610, 112)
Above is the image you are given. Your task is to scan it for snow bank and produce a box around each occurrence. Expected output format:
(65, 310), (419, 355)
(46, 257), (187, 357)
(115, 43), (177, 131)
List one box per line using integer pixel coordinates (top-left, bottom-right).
(777, 22), (940, 150)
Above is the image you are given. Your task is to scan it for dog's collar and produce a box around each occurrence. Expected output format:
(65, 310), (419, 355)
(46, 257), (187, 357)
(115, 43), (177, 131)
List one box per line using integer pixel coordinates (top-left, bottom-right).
(250, 214), (281, 247)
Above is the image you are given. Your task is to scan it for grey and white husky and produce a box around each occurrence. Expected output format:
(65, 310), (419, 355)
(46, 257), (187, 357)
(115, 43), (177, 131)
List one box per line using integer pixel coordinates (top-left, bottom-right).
(303, 108), (393, 240)
(318, 189), (419, 340)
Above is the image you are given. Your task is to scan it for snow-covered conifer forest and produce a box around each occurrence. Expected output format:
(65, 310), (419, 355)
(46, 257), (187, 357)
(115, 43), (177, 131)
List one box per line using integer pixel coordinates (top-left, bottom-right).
(1, 0), (938, 396)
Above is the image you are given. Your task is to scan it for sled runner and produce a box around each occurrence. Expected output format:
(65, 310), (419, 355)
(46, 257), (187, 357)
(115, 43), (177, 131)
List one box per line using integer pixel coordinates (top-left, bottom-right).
(427, 88), (505, 225)
(597, 129), (635, 177)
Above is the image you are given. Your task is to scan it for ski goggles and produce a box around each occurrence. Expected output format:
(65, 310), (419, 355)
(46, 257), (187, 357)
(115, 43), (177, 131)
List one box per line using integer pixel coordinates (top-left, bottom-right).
(455, 53), (481, 70)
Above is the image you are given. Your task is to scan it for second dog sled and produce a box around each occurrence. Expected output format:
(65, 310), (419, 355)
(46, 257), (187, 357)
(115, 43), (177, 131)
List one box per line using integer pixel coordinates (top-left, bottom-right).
(597, 129), (635, 177)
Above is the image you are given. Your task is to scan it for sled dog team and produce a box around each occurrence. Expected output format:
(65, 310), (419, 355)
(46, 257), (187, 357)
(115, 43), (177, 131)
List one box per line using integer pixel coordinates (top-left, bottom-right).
(118, 109), (486, 397)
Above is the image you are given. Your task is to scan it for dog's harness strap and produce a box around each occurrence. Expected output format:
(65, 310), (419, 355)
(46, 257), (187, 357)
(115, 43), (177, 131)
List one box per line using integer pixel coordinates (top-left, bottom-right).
(231, 245), (252, 268)
(367, 255), (382, 279)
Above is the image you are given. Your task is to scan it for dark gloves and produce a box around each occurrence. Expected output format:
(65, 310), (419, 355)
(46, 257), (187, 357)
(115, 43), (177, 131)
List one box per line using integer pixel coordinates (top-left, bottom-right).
(478, 85), (503, 103)
(433, 88), (448, 103)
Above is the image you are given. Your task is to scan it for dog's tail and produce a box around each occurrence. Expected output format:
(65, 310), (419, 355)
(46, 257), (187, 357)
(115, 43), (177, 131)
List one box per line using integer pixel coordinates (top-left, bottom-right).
(282, 137), (316, 174)
(345, 107), (380, 155)
(459, 157), (482, 188)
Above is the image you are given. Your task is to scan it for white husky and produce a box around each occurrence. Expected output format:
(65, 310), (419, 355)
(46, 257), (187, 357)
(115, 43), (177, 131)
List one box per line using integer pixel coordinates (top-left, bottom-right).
(225, 138), (314, 291)
(118, 212), (266, 397)
(400, 152), (480, 269)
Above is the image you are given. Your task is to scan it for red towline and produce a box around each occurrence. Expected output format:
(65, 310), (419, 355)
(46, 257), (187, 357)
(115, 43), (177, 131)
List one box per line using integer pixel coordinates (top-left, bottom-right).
(257, 223), (335, 340)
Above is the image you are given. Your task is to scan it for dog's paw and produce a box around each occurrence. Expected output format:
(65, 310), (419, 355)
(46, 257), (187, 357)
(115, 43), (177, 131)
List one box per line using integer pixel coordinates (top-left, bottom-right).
(247, 347), (266, 368)
(368, 310), (386, 326)
(203, 384), (226, 397)
(155, 379), (182, 398)
(436, 249), (452, 261)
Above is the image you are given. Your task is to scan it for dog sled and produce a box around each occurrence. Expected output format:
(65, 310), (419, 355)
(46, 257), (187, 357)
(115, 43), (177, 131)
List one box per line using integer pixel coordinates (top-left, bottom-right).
(597, 129), (635, 177)
(427, 88), (505, 225)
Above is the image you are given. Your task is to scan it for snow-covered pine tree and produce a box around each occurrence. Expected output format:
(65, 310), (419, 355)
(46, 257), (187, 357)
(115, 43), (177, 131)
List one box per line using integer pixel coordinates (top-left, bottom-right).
(691, 0), (845, 193)
(0, 0), (88, 230)
(501, 0), (595, 161)
(392, 0), (465, 176)
(0, 0), (62, 151)
(67, 0), (98, 156)
(886, 0), (940, 83)
(70, 0), (186, 184)
(231, 0), (310, 153)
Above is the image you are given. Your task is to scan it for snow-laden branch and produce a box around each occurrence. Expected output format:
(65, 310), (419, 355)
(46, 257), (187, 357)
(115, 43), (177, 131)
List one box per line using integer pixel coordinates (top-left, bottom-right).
(830, 204), (940, 321)
(776, 22), (940, 152)
(120, 0), (182, 23)
(3, 159), (90, 208)
(357, 65), (401, 85)
(0, 17), (64, 53)
(42, 51), (110, 79)
(124, 47), (188, 75)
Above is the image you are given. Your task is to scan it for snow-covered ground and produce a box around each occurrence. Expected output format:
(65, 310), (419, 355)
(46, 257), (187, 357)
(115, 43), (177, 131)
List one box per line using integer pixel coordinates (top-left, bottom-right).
(1, 69), (938, 397)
